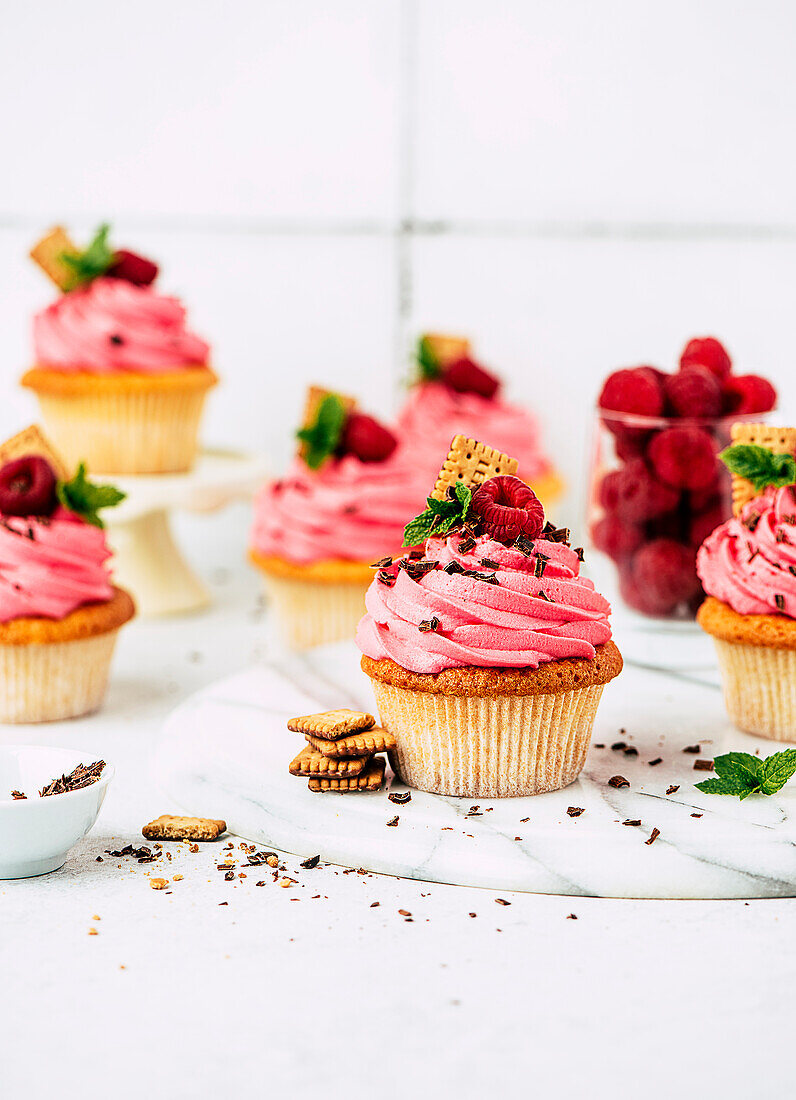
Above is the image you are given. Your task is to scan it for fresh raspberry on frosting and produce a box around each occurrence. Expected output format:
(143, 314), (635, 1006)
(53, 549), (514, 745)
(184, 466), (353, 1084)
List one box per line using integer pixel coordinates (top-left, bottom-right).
(721, 375), (777, 415)
(663, 366), (722, 418)
(679, 336), (732, 379)
(647, 426), (716, 490)
(339, 413), (398, 464)
(107, 249), (159, 287)
(598, 367), (664, 418)
(443, 356), (501, 400)
(470, 475), (545, 543)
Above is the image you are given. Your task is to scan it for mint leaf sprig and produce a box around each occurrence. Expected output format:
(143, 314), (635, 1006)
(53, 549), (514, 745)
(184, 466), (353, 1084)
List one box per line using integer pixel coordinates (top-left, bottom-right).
(296, 394), (348, 470)
(403, 483), (472, 547)
(60, 223), (115, 287)
(696, 749), (796, 800)
(416, 336), (443, 382)
(56, 463), (125, 528)
(719, 444), (796, 495)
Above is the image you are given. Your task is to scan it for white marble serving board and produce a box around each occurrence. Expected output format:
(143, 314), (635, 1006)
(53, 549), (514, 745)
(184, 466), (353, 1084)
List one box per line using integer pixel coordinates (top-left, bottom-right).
(156, 643), (796, 899)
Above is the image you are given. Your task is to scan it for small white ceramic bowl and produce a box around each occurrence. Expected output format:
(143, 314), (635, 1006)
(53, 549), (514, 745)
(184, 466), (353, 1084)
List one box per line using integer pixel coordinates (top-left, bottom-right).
(0, 746), (114, 879)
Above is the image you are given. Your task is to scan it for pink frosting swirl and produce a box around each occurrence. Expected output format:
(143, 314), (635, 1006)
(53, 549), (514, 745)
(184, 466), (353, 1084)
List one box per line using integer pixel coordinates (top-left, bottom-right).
(33, 277), (210, 373)
(251, 453), (428, 565)
(396, 382), (552, 484)
(0, 508), (115, 622)
(697, 485), (796, 617)
(356, 532), (612, 673)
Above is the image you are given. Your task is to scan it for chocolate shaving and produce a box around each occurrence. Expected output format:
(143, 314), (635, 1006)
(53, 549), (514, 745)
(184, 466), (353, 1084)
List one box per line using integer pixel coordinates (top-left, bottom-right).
(748, 547), (760, 563)
(666, 785), (680, 795)
(377, 570), (396, 587)
(648, 757), (662, 766)
(533, 554), (548, 578)
(574, 547), (584, 561)
(457, 535), (476, 554)
(513, 534), (535, 556)
(775, 594), (786, 611)
(608, 775), (630, 789)
(40, 760), (105, 798)
(400, 559), (437, 581)
(611, 741), (627, 751)
(694, 759), (714, 771)
(683, 744), (701, 754)
(622, 819), (641, 826)
(623, 746), (638, 757)
(782, 514), (796, 525)
(567, 806), (584, 817)
(776, 528), (787, 543)
(106, 844), (156, 863)
(480, 558), (500, 569)
(790, 565), (796, 578)
(388, 791), (411, 805)
(743, 511), (761, 532)
(386, 816), (399, 827)
(419, 616), (441, 633)
(443, 560), (465, 575)
(537, 590), (555, 602)
(10, 790), (26, 800)
(371, 556), (393, 569)
(109, 333), (124, 345)
(543, 523), (570, 545)
(462, 569), (499, 585)
(645, 828), (660, 846)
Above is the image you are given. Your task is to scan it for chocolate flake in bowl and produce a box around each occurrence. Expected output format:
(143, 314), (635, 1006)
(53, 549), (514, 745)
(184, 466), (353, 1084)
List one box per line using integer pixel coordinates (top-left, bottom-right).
(39, 760), (106, 798)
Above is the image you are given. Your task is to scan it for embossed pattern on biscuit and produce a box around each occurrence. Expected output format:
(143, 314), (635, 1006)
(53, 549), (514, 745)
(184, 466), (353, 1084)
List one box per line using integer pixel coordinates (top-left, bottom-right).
(289, 746), (372, 777)
(287, 708), (375, 739)
(308, 756), (386, 792)
(431, 435), (519, 501)
(305, 727), (397, 758)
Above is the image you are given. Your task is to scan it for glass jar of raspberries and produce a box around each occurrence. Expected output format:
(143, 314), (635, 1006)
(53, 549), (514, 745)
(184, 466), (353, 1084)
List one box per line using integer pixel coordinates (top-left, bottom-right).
(588, 337), (776, 620)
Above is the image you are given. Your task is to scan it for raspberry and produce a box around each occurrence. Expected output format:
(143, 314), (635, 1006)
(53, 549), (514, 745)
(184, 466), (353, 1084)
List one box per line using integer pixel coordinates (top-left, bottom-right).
(679, 336), (732, 379)
(721, 374), (777, 415)
(339, 413), (397, 463)
(609, 458), (679, 522)
(0, 456), (57, 517)
(614, 430), (650, 462)
(598, 469), (623, 512)
(630, 538), (700, 615)
(471, 475), (545, 542)
(688, 504), (725, 548)
(647, 427), (716, 490)
(591, 516), (643, 562)
(443, 357), (501, 399)
(107, 249), (159, 286)
(598, 367), (664, 418)
(663, 366), (721, 418)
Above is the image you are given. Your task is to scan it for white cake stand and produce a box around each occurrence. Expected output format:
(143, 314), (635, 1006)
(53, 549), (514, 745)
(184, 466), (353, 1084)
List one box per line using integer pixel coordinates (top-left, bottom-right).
(97, 449), (269, 617)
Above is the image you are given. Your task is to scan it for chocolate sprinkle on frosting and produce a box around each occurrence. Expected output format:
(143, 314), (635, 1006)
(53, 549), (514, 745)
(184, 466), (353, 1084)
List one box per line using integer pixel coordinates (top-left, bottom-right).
(462, 570), (499, 585)
(377, 570), (396, 587)
(574, 547), (584, 561)
(371, 556), (393, 569)
(418, 616), (441, 633)
(513, 535), (535, 557)
(457, 535), (476, 554)
(775, 593), (786, 611)
(776, 528), (787, 543)
(743, 511), (761, 532)
(543, 522), (570, 545)
(443, 560), (465, 575)
(480, 558), (500, 569)
(109, 333), (124, 345)
(400, 559), (437, 581)
(533, 554), (548, 578)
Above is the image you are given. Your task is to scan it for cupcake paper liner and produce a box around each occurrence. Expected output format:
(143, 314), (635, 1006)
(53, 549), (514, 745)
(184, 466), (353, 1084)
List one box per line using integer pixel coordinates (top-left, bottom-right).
(33, 386), (210, 474)
(368, 679), (605, 797)
(262, 574), (370, 650)
(0, 630), (122, 723)
(712, 639), (796, 742)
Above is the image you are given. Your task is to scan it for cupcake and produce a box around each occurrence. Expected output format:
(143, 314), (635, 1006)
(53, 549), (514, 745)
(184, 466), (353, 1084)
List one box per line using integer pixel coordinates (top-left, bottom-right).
(396, 333), (564, 510)
(250, 387), (427, 649)
(357, 435), (622, 797)
(697, 423), (796, 741)
(0, 426), (134, 723)
(22, 225), (215, 475)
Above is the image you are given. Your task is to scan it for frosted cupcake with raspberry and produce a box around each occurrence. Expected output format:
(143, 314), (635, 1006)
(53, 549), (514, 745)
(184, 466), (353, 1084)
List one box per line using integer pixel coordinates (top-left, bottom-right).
(22, 225), (215, 474)
(250, 388), (426, 649)
(0, 426), (134, 722)
(357, 436), (622, 797)
(697, 424), (796, 741)
(396, 334), (563, 510)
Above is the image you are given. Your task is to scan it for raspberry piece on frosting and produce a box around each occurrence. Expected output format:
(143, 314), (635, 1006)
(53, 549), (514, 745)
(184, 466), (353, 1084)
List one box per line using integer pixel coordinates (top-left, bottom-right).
(443, 356), (501, 400)
(339, 413), (397, 464)
(664, 366), (722, 418)
(630, 538), (700, 615)
(679, 336), (732, 380)
(721, 374), (777, 415)
(107, 249), (159, 287)
(470, 475), (545, 543)
(647, 427), (716, 491)
(598, 367), (664, 418)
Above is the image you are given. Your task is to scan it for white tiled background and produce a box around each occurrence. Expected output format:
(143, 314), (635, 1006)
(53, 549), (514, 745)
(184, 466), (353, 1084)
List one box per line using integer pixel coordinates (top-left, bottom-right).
(1, 0), (795, 526)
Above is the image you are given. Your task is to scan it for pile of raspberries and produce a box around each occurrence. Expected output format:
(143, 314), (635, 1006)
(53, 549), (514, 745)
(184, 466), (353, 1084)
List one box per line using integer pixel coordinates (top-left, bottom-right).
(592, 336), (777, 617)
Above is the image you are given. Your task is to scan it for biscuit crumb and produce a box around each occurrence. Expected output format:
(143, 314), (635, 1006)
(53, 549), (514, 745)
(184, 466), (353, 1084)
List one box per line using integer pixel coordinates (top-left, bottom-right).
(150, 878), (169, 890)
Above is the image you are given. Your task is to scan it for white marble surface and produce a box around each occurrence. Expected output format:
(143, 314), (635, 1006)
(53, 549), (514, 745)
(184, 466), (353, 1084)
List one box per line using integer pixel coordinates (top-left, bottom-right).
(1, 505), (795, 1099)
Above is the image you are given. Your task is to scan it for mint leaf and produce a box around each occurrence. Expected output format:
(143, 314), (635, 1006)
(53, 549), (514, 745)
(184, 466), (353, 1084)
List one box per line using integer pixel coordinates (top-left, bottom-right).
(60, 223), (115, 286)
(403, 486), (473, 548)
(56, 463), (125, 528)
(296, 394), (347, 470)
(719, 444), (796, 494)
(758, 748), (796, 795)
(416, 336), (442, 381)
(695, 775), (759, 799)
(696, 748), (796, 800)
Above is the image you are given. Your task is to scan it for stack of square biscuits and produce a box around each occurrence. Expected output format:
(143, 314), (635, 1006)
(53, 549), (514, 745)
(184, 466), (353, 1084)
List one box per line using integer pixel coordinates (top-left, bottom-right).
(287, 709), (395, 793)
